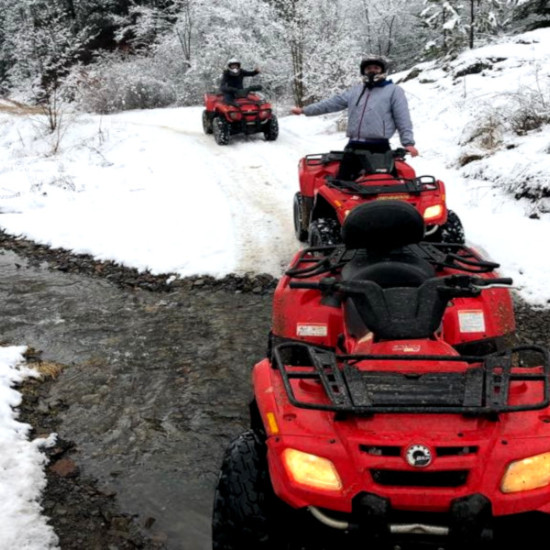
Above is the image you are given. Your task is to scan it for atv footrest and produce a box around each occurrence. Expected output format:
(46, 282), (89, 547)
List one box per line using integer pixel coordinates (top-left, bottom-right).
(272, 343), (550, 415)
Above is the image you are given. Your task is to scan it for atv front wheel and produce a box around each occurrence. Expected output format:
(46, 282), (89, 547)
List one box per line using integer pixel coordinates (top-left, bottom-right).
(264, 115), (279, 141)
(212, 430), (289, 549)
(213, 116), (230, 145)
(202, 110), (213, 134)
(308, 217), (342, 247)
(428, 209), (466, 246)
(293, 192), (309, 242)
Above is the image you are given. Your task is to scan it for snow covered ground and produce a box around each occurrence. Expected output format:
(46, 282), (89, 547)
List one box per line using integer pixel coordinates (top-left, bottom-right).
(0, 348), (58, 549)
(1, 27), (550, 549)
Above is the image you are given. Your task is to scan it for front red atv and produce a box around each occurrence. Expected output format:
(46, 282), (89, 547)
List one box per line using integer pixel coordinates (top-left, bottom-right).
(202, 85), (278, 145)
(294, 148), (464, 248)
(210, 202), (550, 550)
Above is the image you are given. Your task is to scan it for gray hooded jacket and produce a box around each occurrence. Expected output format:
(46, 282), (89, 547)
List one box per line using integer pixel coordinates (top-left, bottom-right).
(302, 80), (415, 146)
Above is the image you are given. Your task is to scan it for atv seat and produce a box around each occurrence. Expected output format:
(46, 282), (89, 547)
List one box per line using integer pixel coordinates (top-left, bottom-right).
(341, 200), (434, 288)
(342, 200), (425, 251)
(337, 149), (396, 181)
(342, 250), (436, 288)
(345, 277), (449, 341)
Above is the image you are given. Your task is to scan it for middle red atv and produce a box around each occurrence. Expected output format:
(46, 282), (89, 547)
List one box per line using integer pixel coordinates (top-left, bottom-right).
(210, 201), (544, 550)
(277, 200), (515, 359)
(294, 147), (465, 247)
(202, 85), (279, 145)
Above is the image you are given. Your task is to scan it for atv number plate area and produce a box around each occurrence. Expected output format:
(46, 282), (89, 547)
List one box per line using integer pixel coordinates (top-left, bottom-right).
(458, 310), (486, 333)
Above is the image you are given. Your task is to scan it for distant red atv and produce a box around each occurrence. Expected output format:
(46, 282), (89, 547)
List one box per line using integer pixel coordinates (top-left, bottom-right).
(294, 147), (464, 247)
(202, 85), (279, 145)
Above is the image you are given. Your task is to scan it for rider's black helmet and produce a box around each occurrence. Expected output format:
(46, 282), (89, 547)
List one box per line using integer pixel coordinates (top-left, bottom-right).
(360, 56), (387, 75)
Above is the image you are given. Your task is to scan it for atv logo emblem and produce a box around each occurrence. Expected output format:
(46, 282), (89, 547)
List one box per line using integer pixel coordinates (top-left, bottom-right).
(405, 444), (433, 468)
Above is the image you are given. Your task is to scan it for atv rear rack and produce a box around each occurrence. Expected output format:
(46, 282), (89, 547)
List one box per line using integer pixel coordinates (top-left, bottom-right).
(272, 342), (550, 415)
(285, 242), (499, 280)
(304, 149), (408, 167)
(325, 174), (440, 197)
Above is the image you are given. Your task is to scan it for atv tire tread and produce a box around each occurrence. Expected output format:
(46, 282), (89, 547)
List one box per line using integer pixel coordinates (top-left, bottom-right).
(212, 430), (281, 549)
(213, 116), (230, 145)
(264, 115), (279, 141)
(293, 192), (309, 242)
(308, 217), (342, 247)
(429, 209), (466, 246)
(440, 209), (466, 244)
(202, 110), (213, 134)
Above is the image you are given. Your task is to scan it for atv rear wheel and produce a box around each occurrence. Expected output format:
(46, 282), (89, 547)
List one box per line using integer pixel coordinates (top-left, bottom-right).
(293, 192), (309, 242)
(264, 115), (279, 141)
(212, 430), (290, 549)
(213, 116), (230, 145)
(202, 110), (213, 134)
(308, 218), (342, 247)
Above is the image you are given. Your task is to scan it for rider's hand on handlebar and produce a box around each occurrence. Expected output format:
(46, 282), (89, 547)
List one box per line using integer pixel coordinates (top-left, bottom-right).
(291, 106), (303, 115)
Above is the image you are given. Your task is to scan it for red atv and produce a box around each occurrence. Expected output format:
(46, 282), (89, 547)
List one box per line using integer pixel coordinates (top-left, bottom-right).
(294, 147), (464, 247)
(211, 202), (550, 550)
(202, 85), (279, 145)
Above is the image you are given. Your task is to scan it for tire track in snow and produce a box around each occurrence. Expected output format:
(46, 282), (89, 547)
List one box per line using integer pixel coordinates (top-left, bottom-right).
(212, 148), (299, 276)
(116, 111), (309, 277)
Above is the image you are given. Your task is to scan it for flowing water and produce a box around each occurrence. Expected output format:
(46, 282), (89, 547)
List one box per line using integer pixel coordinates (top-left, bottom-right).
(0, 250), (272, 549)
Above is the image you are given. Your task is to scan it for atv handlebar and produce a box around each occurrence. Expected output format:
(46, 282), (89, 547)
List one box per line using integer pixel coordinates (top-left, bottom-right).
(392, 147), (409, 159)
(289, 275), (513, 296)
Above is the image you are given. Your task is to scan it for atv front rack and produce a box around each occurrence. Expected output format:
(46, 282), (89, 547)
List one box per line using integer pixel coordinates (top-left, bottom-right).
(272, 342), (550, 415)
(284, 242), (499, 280)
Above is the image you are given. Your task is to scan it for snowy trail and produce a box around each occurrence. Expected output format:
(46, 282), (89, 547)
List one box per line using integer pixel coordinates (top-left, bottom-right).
(0, 106), (336, 279)
(96, 106), (336, 277)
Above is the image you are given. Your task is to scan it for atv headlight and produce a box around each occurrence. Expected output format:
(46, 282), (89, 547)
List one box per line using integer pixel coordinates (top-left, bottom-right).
(258, 109), (271, 120)
(282, 448), (342, 491)
(228, 111), (241, 121)
(501, 452), (550, 493)
(423, 204), (444, 221)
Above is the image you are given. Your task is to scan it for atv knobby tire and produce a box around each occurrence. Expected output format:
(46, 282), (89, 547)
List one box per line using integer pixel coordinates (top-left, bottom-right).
(428, 209), (466, 246)
(263, 115), (279, 141)
(293, 192), (309, 242)
(308, 217), (342, 247)
(213, 116), (230, 145)
(212, 430), (286, 550)
(202, 110), (213, 134)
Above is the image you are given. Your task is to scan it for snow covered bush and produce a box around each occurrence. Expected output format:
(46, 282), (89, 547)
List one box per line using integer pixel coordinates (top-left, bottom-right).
(509, 88), (550, 135)
(72, 55), (177, 113)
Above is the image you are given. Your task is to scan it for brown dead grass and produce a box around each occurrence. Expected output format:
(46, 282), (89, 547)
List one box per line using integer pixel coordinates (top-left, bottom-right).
(33, 361), (66, 379)
(0, 98), (43, 115)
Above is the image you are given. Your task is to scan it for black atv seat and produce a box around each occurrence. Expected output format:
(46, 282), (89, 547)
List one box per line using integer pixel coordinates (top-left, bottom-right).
(340, 201), (436, 335)
(342, 200), (425, 251)
(345, 278), (449, 341)
(342, 248), (436, 289)
(337, 149), (396, 181)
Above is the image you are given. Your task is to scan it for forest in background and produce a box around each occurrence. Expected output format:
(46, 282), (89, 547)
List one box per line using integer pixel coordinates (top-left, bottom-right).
(0, 0), (549, 115)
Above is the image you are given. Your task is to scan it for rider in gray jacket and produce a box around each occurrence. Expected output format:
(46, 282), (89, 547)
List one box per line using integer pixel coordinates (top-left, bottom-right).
(292, 56), (418, 162)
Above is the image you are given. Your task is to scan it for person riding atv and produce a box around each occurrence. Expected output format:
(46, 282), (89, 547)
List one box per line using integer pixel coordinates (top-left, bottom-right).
(291, 55), (418, 181)
(220, 58), (260, 105)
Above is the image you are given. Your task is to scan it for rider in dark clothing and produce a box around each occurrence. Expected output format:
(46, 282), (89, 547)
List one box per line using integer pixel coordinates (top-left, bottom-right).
(220, 58), (260, 105)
